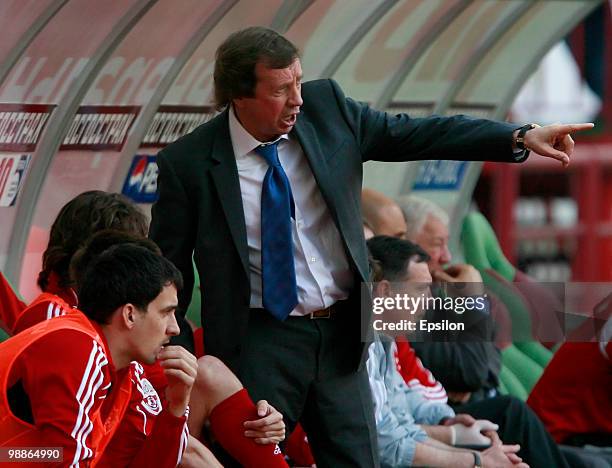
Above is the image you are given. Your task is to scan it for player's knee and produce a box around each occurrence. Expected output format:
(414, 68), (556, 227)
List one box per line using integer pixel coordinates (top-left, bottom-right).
(195, 355), (242, 396)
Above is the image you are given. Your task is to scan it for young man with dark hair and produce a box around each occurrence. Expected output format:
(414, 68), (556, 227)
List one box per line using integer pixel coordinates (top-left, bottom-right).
(76, 235), (289, 468)
(151, 25), (593, 466)
(0, 244), (194, 466)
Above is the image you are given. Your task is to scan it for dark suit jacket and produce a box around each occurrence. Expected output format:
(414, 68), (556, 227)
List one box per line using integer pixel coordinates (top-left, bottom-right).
(149, 79), (523, 373)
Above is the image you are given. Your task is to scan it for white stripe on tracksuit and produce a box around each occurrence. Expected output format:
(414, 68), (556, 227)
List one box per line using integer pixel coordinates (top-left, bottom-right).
(69, 340), (108, 467)
(177, 408), (190, 466)
(46, 302), (65, 320)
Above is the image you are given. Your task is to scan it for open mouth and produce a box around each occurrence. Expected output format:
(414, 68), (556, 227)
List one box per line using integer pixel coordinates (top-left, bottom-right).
(283, 114), (297, 126)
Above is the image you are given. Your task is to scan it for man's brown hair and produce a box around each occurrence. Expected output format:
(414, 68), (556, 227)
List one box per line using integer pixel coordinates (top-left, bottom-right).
(213, 27), (299, 110)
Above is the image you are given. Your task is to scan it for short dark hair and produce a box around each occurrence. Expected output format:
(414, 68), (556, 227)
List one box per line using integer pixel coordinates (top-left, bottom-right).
(213, 27), (299, 110)
(367, 236), (429, 282)
(38, 191), (148, 291)
(78, 244), (183, 324)
(70, 229), (161, 291)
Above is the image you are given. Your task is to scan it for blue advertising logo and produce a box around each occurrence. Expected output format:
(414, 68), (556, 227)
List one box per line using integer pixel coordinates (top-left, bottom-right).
(122, 155), (158, 203)
(413, 160), (467, 190)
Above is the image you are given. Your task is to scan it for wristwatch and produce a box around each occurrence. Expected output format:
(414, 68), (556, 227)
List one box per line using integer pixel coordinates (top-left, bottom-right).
(472, 451), (483, 468)
(515, 123), (537, 151)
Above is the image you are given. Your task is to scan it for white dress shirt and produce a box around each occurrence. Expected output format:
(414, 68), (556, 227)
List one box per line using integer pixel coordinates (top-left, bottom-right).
(228, 107), (353, 316)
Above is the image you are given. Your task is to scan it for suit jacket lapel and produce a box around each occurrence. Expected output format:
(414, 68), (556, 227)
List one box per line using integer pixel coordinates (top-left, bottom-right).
(209, 111), (250, 277)
(293, 117), (340, 223)
(294, 116), (369, 283)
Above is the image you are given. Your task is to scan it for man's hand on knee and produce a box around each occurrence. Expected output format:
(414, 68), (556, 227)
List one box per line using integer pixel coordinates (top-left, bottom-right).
(243, 400), (286, 444)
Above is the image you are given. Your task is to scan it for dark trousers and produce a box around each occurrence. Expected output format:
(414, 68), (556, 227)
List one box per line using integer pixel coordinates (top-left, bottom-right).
(558, 445), (612, 468)
(238, 307), (379, 468)
(457, 396), (570, 468)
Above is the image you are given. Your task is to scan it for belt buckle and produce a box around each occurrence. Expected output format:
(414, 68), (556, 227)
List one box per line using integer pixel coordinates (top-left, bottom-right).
(310, 307), (332, 319)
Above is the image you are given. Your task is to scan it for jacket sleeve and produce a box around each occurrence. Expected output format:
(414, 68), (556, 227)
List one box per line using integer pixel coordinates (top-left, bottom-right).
(0, 271), (26, 334)
(149, 150), (196, 319)
(21, 329), (111, 467)
(98, 362), (185, 467)
(326, 79), (526, 164)
(367, 340), (429, 467)
(128, 408), (189, 468)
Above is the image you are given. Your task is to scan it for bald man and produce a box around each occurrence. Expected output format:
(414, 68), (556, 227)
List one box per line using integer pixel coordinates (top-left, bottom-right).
(361, 188), (408, 239)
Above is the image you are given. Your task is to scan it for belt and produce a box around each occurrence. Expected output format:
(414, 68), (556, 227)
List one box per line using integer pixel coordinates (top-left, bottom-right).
(308, 299), (349, 319)
(309, 305), (334, 319)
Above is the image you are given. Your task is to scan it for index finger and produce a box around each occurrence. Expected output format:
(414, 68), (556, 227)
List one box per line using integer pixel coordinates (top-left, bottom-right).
(500, 444), (521, 454)
(432, 270), (454, 282)
(244, 412), (283, 429)
(160, 345), (196, 359)
(559, 123), (594, 133)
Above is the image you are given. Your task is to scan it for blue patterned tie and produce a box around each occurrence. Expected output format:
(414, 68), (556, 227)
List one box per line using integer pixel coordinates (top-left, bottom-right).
(255, 141), (298, 320)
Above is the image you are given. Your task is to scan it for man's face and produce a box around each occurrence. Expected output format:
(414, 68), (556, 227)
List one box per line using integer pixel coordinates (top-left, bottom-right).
(413, 214), (451, 273)
(131, 284), (180, 365)
(374, 260), (432, 335)
(393, 261), (433, 318)
(233, 58), (303, 142)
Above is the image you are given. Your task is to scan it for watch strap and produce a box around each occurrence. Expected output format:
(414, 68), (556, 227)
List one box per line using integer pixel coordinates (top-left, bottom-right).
(515, 123), (537, 150)
(472, 451), (483, 468)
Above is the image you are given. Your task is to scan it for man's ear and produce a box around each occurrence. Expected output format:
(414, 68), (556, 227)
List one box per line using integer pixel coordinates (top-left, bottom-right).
(120, 304), (137, 330)
(374, 279), (391, 298)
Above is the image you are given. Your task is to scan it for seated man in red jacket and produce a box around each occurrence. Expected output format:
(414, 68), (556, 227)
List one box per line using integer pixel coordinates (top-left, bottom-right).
(71, 230), (287, 467)
(1, 243), (194, 466)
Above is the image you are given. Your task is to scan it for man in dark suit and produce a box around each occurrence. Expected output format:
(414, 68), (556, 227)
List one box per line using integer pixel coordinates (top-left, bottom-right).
(150, 27), (592, 467)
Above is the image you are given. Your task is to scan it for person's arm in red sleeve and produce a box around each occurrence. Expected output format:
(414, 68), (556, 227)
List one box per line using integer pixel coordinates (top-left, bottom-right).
(128, 346), (196, 467)
(20, 329), (111, 467)
(0, 270), (27, 334)
(395, 339), (449, 402)
(127, 407), (189, 467)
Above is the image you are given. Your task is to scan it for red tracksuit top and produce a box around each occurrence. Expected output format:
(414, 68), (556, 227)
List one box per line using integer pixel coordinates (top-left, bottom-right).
(11, 281), (188, 467)
(0, 312), (132, 467)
